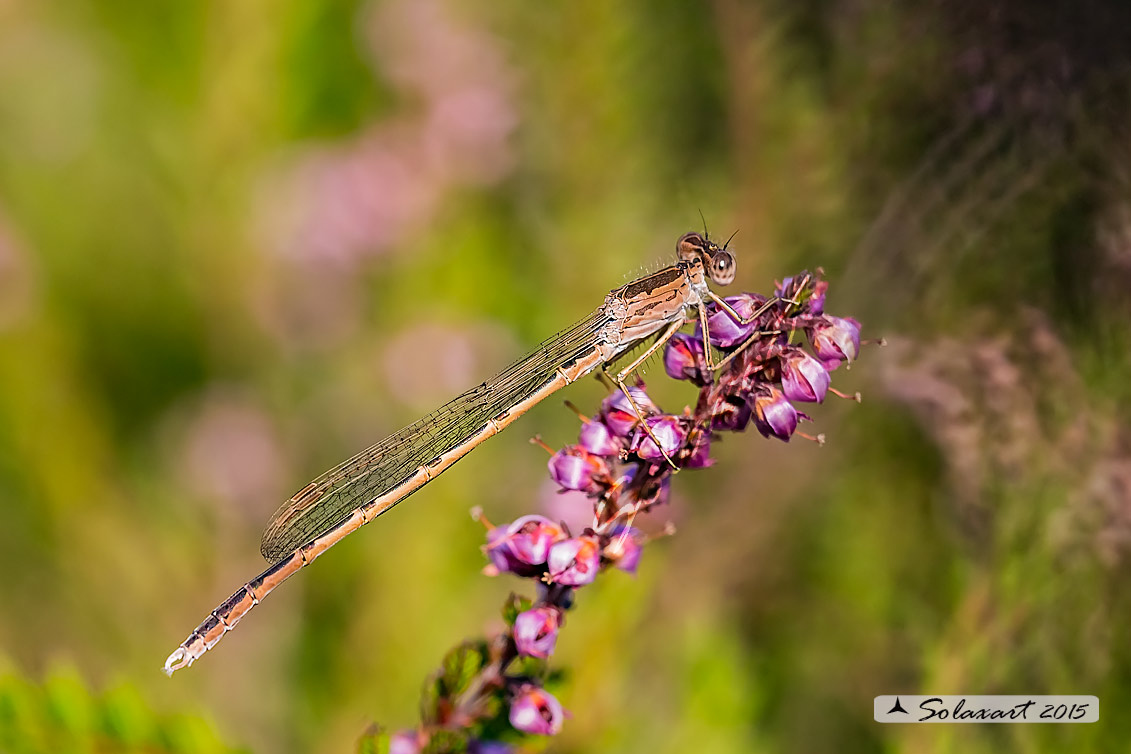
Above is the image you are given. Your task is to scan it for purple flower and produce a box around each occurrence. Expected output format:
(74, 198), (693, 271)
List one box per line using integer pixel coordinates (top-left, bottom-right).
(470, 742), (512, 754)
(547, 535), (601, 586)
(600, 387), (659, 437)
(485, 515), (564, 575)
(809, 316), (861, 370)
(603, 526), (643, 573)
(389, 731), (421, 754)
(577, 420), (620, 456)
(631, 415), (687, 461)
(700, 294), (765, 347)
(750, 387), (799, 441)
(547, 446), (606, 493)
(664, 332), (707, 384)
(509, 685), (564, 736)
(513, 606), (562, 658)
(780, 349), (830, 403)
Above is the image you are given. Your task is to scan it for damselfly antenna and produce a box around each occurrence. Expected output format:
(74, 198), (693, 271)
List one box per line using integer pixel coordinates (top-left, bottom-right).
(723, 229), (739, 250)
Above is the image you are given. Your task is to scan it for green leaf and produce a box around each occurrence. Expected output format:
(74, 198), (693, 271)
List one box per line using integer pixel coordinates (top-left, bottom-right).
(439, 642), (488, 699)
(419, 677), (443, 726)
(422, 728), (469, 754)
(356, 723), (390, 754)
(501, 593), (533, 627)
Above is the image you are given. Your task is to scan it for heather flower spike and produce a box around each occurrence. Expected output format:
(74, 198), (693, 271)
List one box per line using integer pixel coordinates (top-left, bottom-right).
(359, 266), (869, 750)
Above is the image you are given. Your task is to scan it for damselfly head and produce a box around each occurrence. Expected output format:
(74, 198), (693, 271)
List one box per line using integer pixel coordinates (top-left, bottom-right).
(677, 231), (736, 286)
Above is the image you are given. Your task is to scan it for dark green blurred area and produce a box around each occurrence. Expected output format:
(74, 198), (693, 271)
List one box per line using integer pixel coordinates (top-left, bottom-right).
(2, 1), (1130, 752)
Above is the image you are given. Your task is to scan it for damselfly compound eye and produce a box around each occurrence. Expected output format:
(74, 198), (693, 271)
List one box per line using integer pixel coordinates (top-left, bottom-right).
(710, 251), (736, 285)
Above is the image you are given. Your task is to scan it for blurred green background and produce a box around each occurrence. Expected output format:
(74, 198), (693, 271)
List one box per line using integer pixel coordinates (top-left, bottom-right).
(2, 0), (1130, 752)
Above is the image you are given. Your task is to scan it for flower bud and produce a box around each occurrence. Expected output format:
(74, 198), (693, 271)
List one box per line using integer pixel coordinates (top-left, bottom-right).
(780, 349), (830, 403)
(547, 535), (601, 586)
(577, 420), (620, 456)
(807, 280), (828, 315)
(547, 446), (606, 493)
(750, 387), (799, 441)
(700, 294), (765, 347)
(513, 606), (562, 658)
(631, 415), (687, 461)
(603, 526), (643, 573)
(809, 315), (860, 370)
(485, 515), (564, 575)
(600, 386), (660, 437)
(389, 731), (421, 754)
(509, 685), (564, 736)
(663, 332), (707, 383)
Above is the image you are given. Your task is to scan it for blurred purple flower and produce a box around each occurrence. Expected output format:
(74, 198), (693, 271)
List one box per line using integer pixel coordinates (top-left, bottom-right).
(603, 526), (643, 574)
(547, 536), (601, 586)
(780, 349), (831, 403)
(389, 730), (421, 754)
(513, 606), (562, 658)
(509, 686), (564, 736)
(539, 482), (593, 537)
(469, 741), (512, 754)
(485, 515), (564, 575)
(179, 393), (285, 516)
(260, 0), (518, 271)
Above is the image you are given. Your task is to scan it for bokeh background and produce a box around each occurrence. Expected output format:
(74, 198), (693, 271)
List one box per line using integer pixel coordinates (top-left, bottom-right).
(2, 0), (1131, 752)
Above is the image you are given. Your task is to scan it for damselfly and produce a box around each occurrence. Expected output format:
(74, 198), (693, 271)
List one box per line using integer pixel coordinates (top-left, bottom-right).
(164, 231), (770, 675)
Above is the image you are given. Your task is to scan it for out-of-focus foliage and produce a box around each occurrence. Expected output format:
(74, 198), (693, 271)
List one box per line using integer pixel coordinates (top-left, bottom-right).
(1, 0), (1130, 752)
(0, 663), (241, 753)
